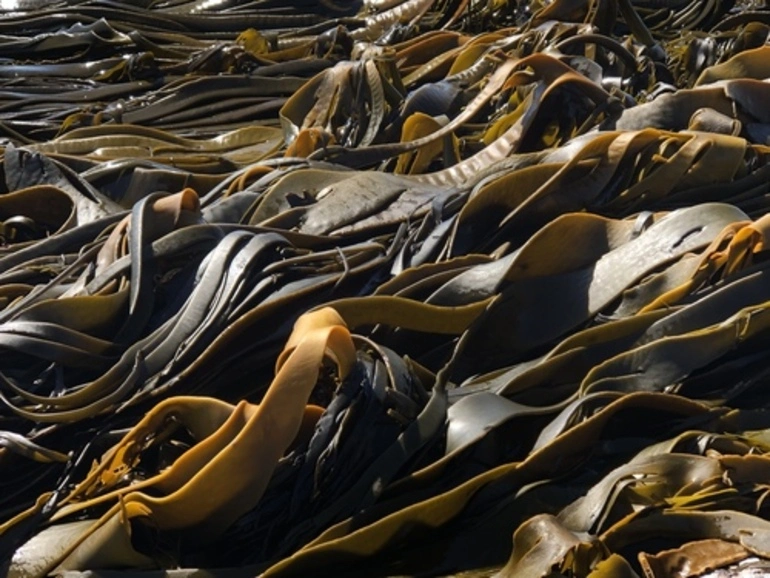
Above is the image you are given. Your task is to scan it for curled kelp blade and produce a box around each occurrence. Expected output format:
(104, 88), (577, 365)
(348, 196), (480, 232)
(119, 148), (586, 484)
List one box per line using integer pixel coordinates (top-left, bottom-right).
(493, 514), (603, 578)
(279, 59), (394, 150)
(638, 213), (770, 312)
(7, 299), (464, 572)
(638, 539), (749, 578)
(608, 80), (770, 143)
(3, 145), (123, 226)
(8, 308), (357, 574)
(206, 339), (439, 566)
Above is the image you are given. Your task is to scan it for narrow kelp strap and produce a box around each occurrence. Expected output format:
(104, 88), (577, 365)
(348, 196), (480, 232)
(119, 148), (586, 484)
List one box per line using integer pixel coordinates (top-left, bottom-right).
(0, 432), (69, 464)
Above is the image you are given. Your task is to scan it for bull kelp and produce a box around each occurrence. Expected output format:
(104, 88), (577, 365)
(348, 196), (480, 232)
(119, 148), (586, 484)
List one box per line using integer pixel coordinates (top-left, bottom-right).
(2, 0), (770, 576)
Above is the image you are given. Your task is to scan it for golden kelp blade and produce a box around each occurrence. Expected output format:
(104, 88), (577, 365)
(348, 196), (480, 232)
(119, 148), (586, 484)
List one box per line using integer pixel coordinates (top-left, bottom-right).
(9, 308), (355, 576)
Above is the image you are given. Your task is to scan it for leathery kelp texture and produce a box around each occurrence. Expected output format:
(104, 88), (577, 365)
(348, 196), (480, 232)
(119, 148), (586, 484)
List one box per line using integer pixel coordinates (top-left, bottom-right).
(4, 0), (770, 577)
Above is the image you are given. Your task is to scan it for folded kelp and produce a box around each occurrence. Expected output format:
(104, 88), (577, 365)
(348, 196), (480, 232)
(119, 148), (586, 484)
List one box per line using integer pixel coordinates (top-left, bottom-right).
(5, 299), (487, 575)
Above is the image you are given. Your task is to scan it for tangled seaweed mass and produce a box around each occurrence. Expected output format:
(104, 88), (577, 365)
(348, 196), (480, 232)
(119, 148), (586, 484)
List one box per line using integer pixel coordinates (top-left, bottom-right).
(4, 0), (770, 575)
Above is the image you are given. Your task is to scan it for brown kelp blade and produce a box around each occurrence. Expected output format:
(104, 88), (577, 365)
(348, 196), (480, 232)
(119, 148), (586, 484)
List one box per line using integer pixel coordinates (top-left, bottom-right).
(5, 0), (770, 576)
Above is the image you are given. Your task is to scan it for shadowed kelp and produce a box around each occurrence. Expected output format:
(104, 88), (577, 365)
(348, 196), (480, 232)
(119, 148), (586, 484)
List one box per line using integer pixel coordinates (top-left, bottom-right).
(2, 0), (770, 576)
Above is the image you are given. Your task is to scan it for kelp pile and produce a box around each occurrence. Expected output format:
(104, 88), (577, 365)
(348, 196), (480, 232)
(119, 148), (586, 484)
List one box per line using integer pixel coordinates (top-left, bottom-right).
(4, 0), (770, 576)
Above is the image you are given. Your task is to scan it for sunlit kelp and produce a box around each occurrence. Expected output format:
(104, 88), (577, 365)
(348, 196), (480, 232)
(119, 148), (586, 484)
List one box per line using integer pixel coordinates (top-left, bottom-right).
(2, 0), (770, 576)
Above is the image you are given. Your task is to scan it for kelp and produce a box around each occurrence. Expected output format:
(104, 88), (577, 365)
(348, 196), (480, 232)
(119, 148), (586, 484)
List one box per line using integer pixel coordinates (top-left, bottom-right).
(3, 0), (770, 577)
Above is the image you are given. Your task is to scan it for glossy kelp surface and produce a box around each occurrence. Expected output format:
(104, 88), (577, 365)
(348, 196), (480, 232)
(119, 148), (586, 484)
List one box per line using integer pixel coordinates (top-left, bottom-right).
(3, 0), (770, 577)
